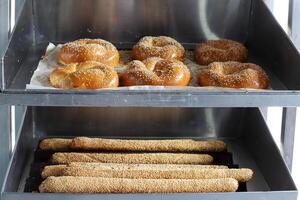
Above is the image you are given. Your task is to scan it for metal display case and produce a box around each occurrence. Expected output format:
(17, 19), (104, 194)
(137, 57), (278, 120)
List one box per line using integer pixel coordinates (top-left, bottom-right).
(1, 107), (298, 200)
(0, 0), (299, 200)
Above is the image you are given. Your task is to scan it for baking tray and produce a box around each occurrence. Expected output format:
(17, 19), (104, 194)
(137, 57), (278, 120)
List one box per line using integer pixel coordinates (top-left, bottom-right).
(24, 145), (246, 193)
(1, 0), (300, 107)
(1, 107), (297, 200)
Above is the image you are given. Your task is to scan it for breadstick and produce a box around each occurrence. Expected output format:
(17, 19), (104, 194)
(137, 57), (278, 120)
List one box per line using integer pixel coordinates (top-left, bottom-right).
(41, 163), (228, 178)
(69, 162), (228, 170)
(39, 138), (72, 151)
(71, 137), (226, 152)
(63, 166), (253, 182)
(51, 153), (213, 165)
(39, 176), (238, 193)
(41, 165), (66, 179)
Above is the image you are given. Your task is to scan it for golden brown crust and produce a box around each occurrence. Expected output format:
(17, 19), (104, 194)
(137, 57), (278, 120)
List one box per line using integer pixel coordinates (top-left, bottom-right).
(49, 64), (77, 88)
(42, 163), (228, 178)
(63, 166), (253, 182)
(71, 137), (226, 152)
(67, 162), (228, 169)
(39, 137), (226, 152)
(58, 39), (119, 67)
(120, 58), (191, 86)
(132, 36), (185, 61)
(51, 152), (213, 165)
(39, 138), (72, 151)
(41, 165), (67, 179)
(49, 62), (119, 89)
(197, 61), (269, 89)
(39, 177), (238, 193)
(194, 39), (248, 65)
(141, 57), (163, 70)
(69, 65), (119, 89)
(68, 162), (228, 170)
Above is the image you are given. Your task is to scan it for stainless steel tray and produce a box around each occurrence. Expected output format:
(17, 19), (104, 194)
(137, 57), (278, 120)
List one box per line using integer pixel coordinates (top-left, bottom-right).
(1, 0), (300, 107)
(1, 107), (297, 200)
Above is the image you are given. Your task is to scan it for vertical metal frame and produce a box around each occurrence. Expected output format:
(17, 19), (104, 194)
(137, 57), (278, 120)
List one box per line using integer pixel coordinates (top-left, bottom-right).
(0, 0), (9, 89)
(289, 0), (300, 51)
(0, 0), (9, 57)
(0, 106), (11, 193)
(280, 0), (300, 172)
(281, 107), (297, 171)
(0, 0), (14, 196)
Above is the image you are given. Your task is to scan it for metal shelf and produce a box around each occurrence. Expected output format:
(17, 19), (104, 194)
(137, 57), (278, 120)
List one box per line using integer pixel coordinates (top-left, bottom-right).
(1, 107), (298, 200)
(2, 90), (300, 107)
(1, 0), (300, 107)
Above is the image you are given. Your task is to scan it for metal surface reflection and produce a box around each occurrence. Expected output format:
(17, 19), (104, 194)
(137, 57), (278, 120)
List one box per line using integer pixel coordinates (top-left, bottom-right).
(34, 0), (250, 43)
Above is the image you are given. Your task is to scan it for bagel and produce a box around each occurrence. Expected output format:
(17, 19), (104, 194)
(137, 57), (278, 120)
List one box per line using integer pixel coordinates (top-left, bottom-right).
(120, 57), (190, 86)
(132, 36), (185, 61)
(49, 61), (119, 89)
(194, 39), (247, 65)
(58, 39), (119, 67)
(197, 61), (269, 89)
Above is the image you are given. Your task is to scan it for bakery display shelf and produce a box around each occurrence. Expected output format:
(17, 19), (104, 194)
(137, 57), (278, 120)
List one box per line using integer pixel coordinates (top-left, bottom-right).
(1, 0), (300, 107)
(1, 107), (297, 200)
(0, 0), (298, 199)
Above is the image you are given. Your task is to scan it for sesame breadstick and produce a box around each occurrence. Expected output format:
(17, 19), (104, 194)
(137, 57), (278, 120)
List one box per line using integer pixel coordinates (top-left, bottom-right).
(69, 162), (228, 170)
(41, 163), (228, 178)
(41, 165), (67, 179)
(70, 137), (226, 152)
(39, 176), (238, 193)
(39, 138), (72, 151)
(63, 166), (253, 182)
(51, 152), (213, 165)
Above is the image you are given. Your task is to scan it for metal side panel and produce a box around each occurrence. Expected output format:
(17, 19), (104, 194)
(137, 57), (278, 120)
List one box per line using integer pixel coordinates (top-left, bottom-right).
(2, 0), (34, 90)
(247, 0), (300, 90)
(242, 108), (297, 191)
(1, 107), (32, 194)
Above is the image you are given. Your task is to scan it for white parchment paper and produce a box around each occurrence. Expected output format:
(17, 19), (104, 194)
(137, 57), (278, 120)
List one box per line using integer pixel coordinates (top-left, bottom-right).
(26, 43), (205, 90)
(26, 43), (268, 91)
